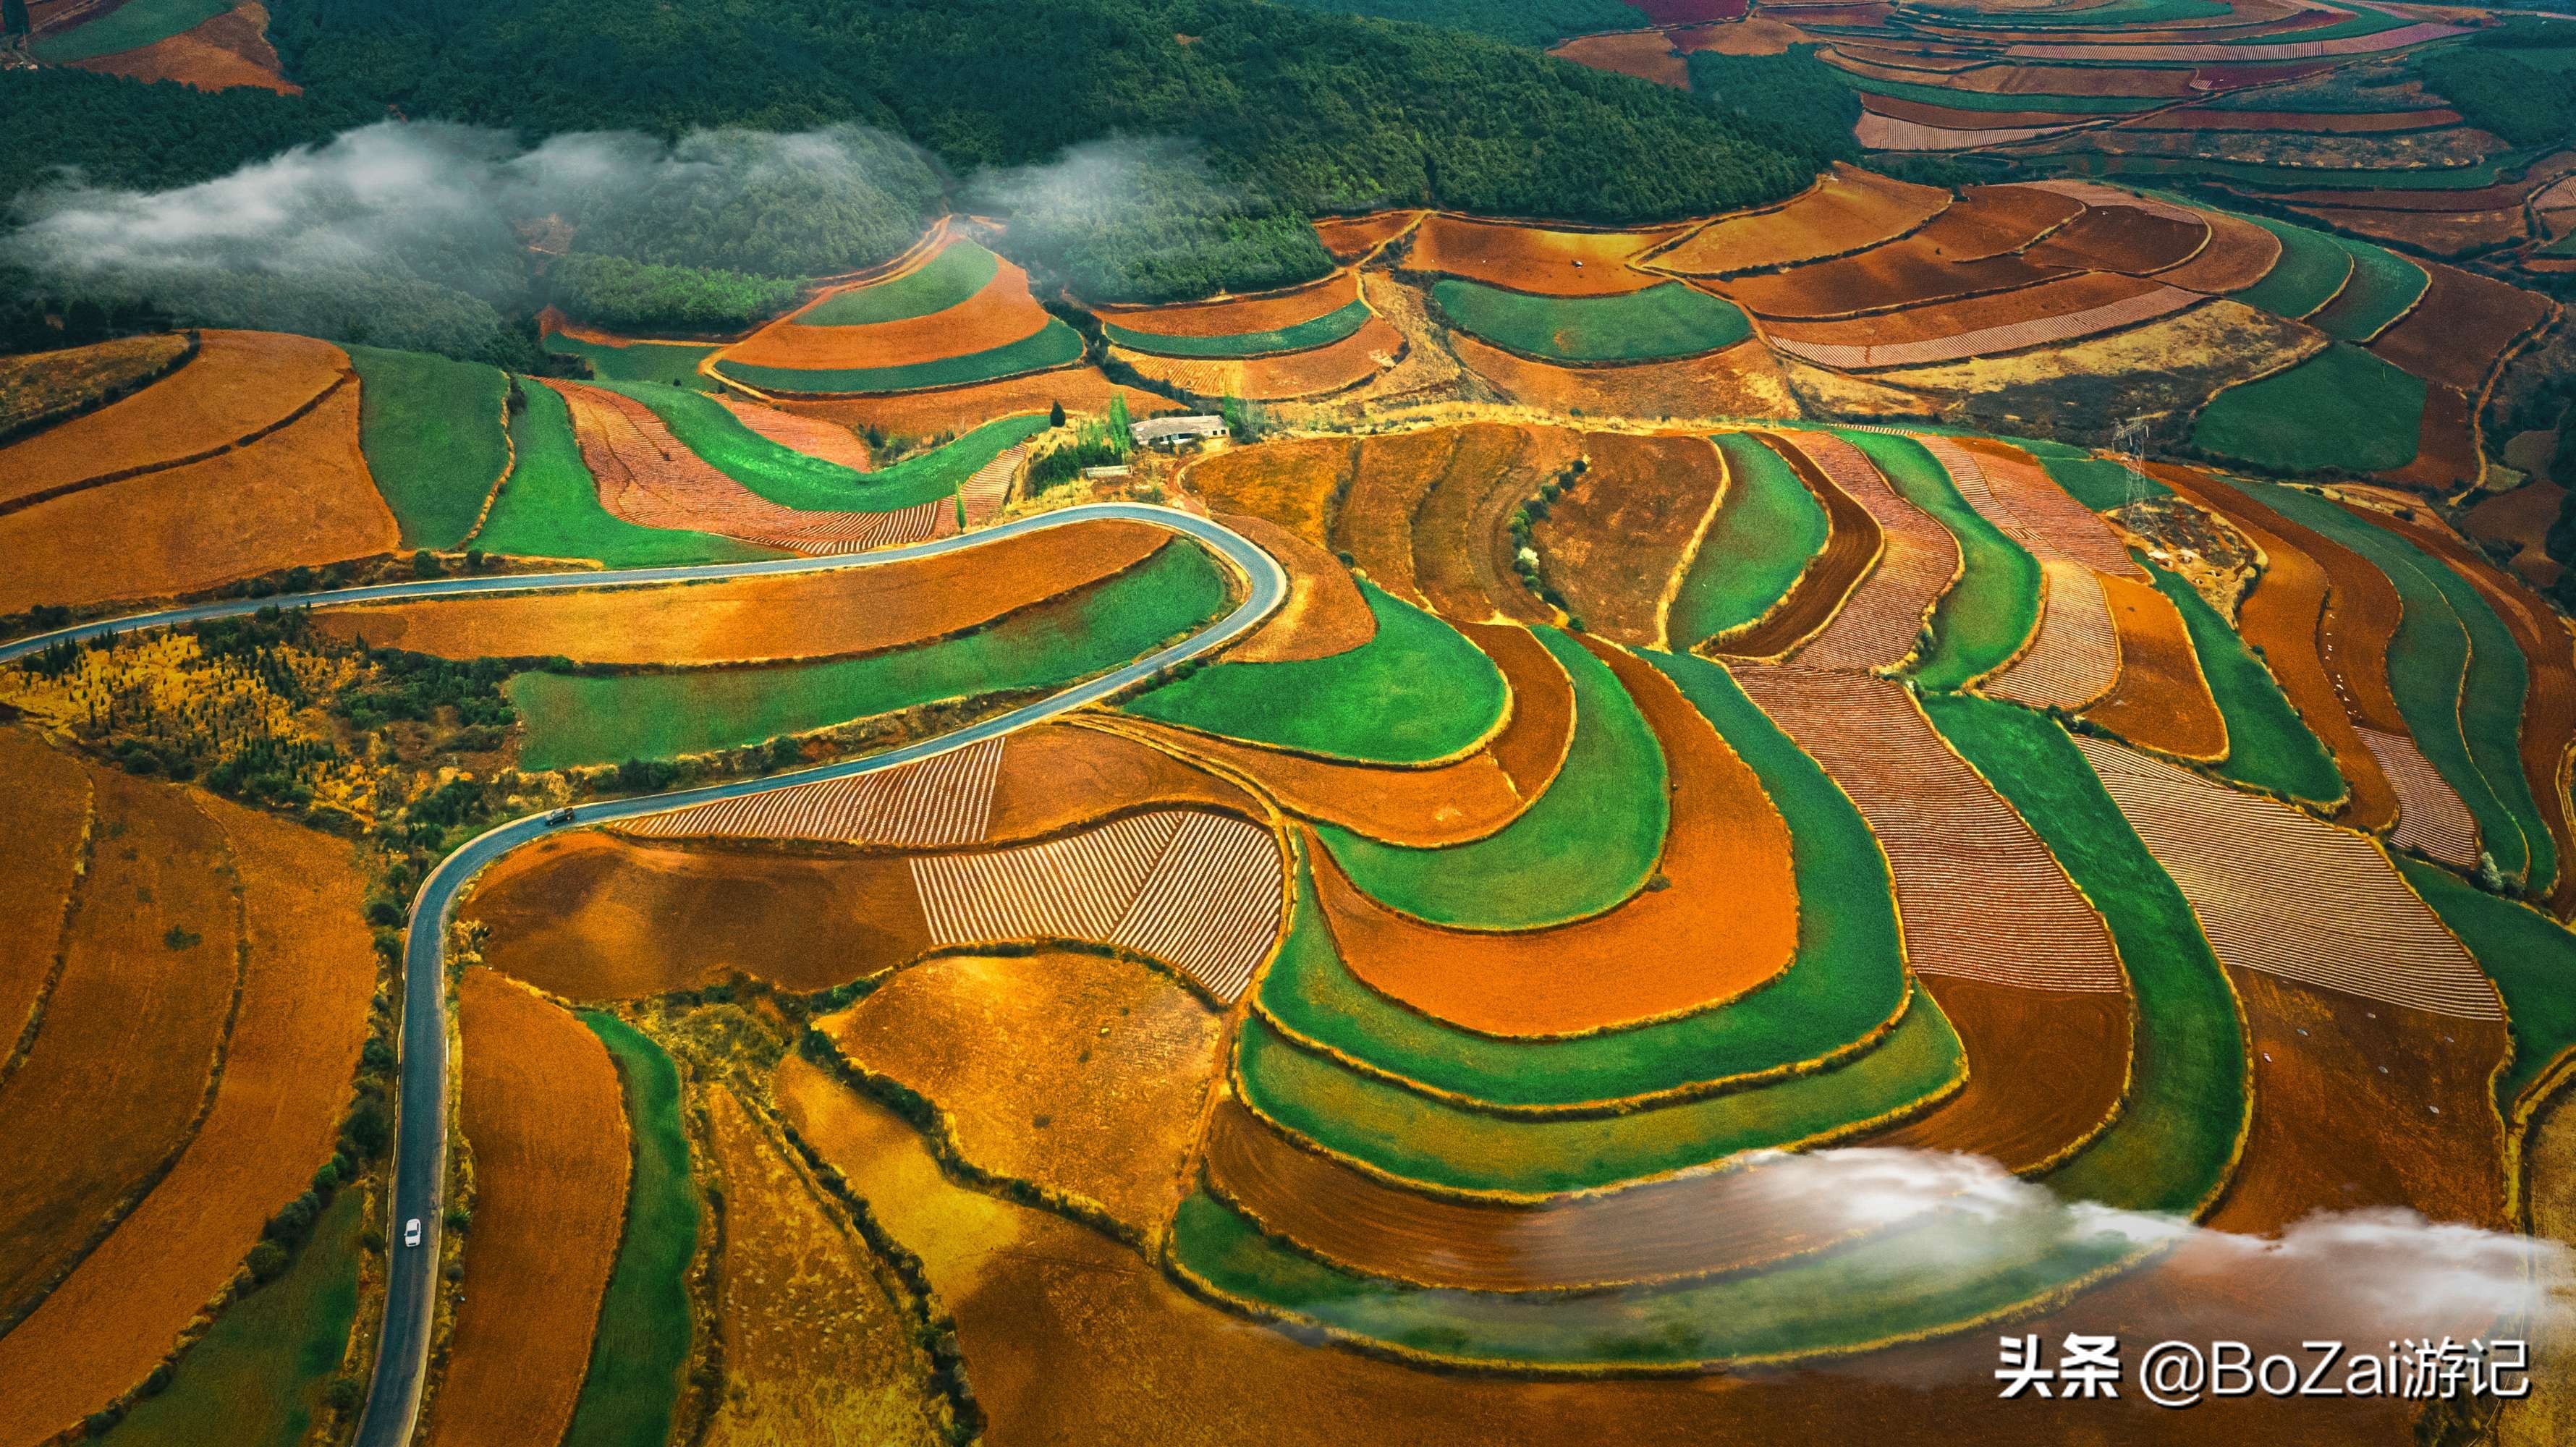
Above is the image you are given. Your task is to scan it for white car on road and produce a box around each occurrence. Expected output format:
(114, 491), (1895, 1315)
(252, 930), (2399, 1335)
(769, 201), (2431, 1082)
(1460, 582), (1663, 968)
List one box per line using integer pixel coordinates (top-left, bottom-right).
(404, 1217), (423, 1249)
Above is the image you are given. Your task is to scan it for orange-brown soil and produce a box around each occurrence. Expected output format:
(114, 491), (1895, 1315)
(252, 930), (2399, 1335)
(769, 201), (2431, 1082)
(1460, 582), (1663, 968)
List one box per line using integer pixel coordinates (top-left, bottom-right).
(979, 724), (1258, 842)
(70, 1), (297, 92)
(777, 368), (1176, 441)
(820, 949), (1224, 1235)
(0, 731), (90, 1069)
(1310, 211), (1425, 263)
(1707, 430), (1881, 658)
(1111, 317), (1400, 401)
(1448, 332), (1799, 423)
(2024, 204), (2210, 275)
(2084, 572), (2232, 762)
(717, 398), (874, 471)
(1093, 271), (1361, 339)
(1545, 29), (1690, 88)
(1179, 435), (1355, 548)
(0, 794), (372, 1446)
(431, 969), (630, 1447)
(1653, 164), (1950, 276)
(1316, 641), (1797, 1036)
(0, 771), (237, 1331)
(1720, 236), (2070, 321)
(1529, 433), (1724, 648)
(1670, 14), (1810, 54)
(1910, 184), (2087, 259)
(2466, 477), (2562, 590)
(1329, 428), (1458, 606)
(1769, 430), (1959, 671)
(2159, 206), (2284, 293)
(2370, 262), (2552, 394)
(723, 253), (1051, 372)
(0, 380), (398, 615)
(1863, 974), (2132, 1172)
(2378, 382), (2479, 491)
(466, 832), (929, 1000)
(1211, 513), (1376, 663)
(2290, 202), (2531, 259)
(1764, 271), (2169, 349)
(1403, 216), (1687, 296)
(312, 520), (1170, 663)
(1410, 423), (1577, 627)
(1857, 93), (2101, 130)
(0, 332), (190, 440)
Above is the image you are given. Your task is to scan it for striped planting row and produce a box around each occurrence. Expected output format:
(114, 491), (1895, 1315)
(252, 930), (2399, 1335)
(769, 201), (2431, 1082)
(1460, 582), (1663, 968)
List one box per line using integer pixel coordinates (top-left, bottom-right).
(2074, 737), (2500, 1019)
(1736, 666), (2126, 991)
(1778, 432), (1962, 673)
(2355, 725), (2483, 870)
(910, 808), (1282, 1001)
(959, 445), (1025, 529)
(1768, 286), (2198, 371)
(1922, 436), (2143, 579)
(716, 398), (878, 472)
(1985, 561), (2122, 710)
(615, 736), (1006, 847)
(2004, 20), (2465, 63)
(1855, 112), (2091, 152)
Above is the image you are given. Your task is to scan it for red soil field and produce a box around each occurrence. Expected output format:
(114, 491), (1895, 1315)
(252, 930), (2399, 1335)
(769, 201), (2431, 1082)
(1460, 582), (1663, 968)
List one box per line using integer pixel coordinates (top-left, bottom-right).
(1863, 59), (2211, 98)
(0, 771), (236, 1332)
(1767, 278), (2200, 370)
(1982, 561), (2119, 710)
(2268, 150), (2576, 216)
(1448, 334), (1799, 423)
(722, 250), (1052, 372)
(1180, 434), (1355, 547)
(1403, 216), (1686, 296)
(1530, 432), (1725, 648)
(779, 367), (1177, 441)
(1310, 211), (1424, 263)
(1946, 437), (2143, 577)
(70, 1), (297, 93)
(2023, 203), (2210, 275)
(2377, 382), (2480, 491)
(1111, 317), (1400, 401)
(2083, 572), (2232, 762)
(0, 732), (89, 1074)
(1545, 30), (1690, 88)
(1773, 430), (1959, 672)
(2158, 207), (2283, 293)
(313, 520), (1169, 663)
(1855, 111), (2089, 151)
(1707, 431), (1881, 658)
(1212, 512), (1376, 663)
(1329, 427), (1457, 606)
(2465, 478), (2562, 590)
(1622, 0), (1745, 22)
(0, 795), (372, 1447)
(1315, 641), (1798, 1036)
(468, 832), (931, 998)
(1864, 972), (2131, 1174)
(1093, 270), (1361, 340)
(1654, 164), (1950, 276)
(719, 398), (874, 471)
(2357, 724), (2482, 868)
(1668, 14), (1811, 54)
(1721, 236), (2072, 321)
(1857, 93), (2098, 132)
(2286, 203), (2529, 259)
(2370, 262), (2551, 394)
(431, 969), (630, 1447)
(617, 737), (1008, 850)
(983, 724), (1259, 841)
(1910, 184), (2086, 259)
(1410, 423), (1580, 627)
(0, 329), (346, 509)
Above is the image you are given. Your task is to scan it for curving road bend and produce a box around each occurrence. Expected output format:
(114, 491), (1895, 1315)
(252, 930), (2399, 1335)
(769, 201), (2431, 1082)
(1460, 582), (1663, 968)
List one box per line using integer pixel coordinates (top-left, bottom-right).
(0, 504), (1287, 1447)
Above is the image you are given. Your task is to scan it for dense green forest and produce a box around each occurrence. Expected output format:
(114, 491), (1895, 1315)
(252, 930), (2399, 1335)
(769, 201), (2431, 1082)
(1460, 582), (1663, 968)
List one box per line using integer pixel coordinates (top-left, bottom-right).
(2416, 24), (2576, 147)
(547, 255), (802, 333)
(564, 127), (945, 276)
(1265, 0), (1638, 48)
(1687, 46), (1863, 169)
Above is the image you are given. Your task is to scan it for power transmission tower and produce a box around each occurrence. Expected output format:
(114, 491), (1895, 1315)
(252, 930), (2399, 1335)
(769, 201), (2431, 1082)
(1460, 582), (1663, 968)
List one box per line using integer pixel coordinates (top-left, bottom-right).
(2112, 413), (2153, 512)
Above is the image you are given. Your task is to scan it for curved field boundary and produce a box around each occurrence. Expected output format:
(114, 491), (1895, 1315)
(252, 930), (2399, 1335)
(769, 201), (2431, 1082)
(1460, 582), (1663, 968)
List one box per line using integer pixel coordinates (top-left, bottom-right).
(0, 332), (194, 451)
(1983, 560), (2120, 709)
(1768, 284), (2199, 370)
(0, 370), (352, 521)
(1773, 431), (1960, 674)
(795, 242), (999, 328)
(2136, 559), (2344, 798)
(2084, 569), (2234, 763)
(1855, 111), (2094, 151)
(615, 735), (1004, 847)
(2074, 736), (2501, 1019)
(957, 445), (1022, 529)
(2399, 857), (2576, 1116)
(2001, 19), (2465, 61)
(714, 399), (876, 473)
(2228, 215), (2355, 319)
(467, 382), (783, 568)
(1734, 666), (2126, 992)
(1092, 269), (1361, 341)
(1404, 214), (1687, 297)
(1109, 318), (1402, 403)
(733, 248), (1049, 368)
(1330, 426), (1454, 606)
(2161, 207), (2286, 294)
(561, 1014), (695, 1447)
(30, 0), (229, 63)
(601, 382), (1035, 515)
(1428, 280), (1752, 365)
(1102, 299), (1373, 360)
(2190, 344), (2425, 475)
(0, 731), (90, 1092)
(1530, 431), (1729, 648)
(1944, 436), (2145, 577)
(1650, 164), (1953, 278)
(712, 322), (1086, 398)
(1669, 433), (1829, 650)
(2310, 236), (2430, 343)
(2358, 725), (2484, 870)
(345, 347), (512, 551)
(1705, 432), (1882, 661)
(1844, 430), (2037, 690)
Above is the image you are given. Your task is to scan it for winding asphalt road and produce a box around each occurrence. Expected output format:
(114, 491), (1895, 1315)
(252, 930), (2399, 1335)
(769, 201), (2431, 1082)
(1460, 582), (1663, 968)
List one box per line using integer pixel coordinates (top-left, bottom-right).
(0, 504), (1285, 1447)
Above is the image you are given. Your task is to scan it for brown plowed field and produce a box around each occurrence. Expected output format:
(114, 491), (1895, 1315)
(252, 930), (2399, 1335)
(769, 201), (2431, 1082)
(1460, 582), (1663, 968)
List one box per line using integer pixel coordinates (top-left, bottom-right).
(1719, 236), (2072, 321)
(701, 1087), (946, 1447)
(70, 1), (297, 92)
(1, 383), (397, 617)
(1111, 317), (1399, 401)
(2160, 208), (2284, 293)
(2084, 572), (2231, 762)
(1881, 59), (2211, 98)
(617, 737), (1007, 851)
(778, 368), (1177, 441)
(2378, 383), (2480, 492)
(2370, 262), (2551, 394)
(1329, 428), (1457, 606)
(1859, 93), (2102, 131)
(821, 949), (1222, 1234)
(312, 521), (1168, 663)
(2140, 106), (2460, 133)
(718, 398), (874, 471)
(1180, 435), (1354, 547)
(1652, 164), (1950, 277)
(431, 969), (630, 1447)
(1312, 211), (1424, 263)
(1911, 184), (2087, 259)
(2289, 203), (2529, 259)
(1765, 271), (2173, 349)
(724, 255), (1051, 371)
(1773, 430), (1959, 672)
(0, 771), (236, 1331)
(1864, 973), (2132, 1173)
(1317, 642), (1798, 1037)
(1094, 271), (1361, 339)
(1708, 431), (1881, 659)
(2466, 476), (2560, 590)
(1983, 560), (2119, 710)
(1213, 512), (1375, 663)
(985, 724), (1257, 841)
(0, 330), (344, 509)
(1411, 423), (1577, 627)
(0, 731), (89, 1067)
(1404, 216), (1684, 296)
(0, 794), (370, 1447)
(1448, 334), (1800, 423)
(467, 832), (929, 999)
(2023, 205), (2210, 275)
(1950, 437), (2142, 576)
(1529, 433), (1724, 648)
(0, 332), (189, 440)
(1545, 29), (1690, 88)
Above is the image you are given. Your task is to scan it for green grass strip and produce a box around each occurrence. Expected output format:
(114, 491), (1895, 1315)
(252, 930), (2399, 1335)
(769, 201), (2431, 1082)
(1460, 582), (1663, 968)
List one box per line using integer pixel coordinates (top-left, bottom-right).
(565, 1015), (695, 1447)
(1426, 280), (1751, 365)
(1124, 580), (1506, 764)
(2190, 343), (2425, 475)
(2310, 236), (2428, 343)
(512, 539), (1229, 768)
(1313, 629), (1665, 930)
(467, 383), (782, 568)
(596, 382), (1044, 512)
(711, 321), (1085, 395)
(2229, 216), (2355, 321)
(2396, 857), (2576, 1111)
(1103, 297), (1372, 360)
(1234, 988), (1962, 1197)
(1670, 433), (1829, 650)
(30, 0), (229, 59)
(2137, 557), (2346, 808)
(103, 1193), (361, 1447)
(2240, 480), (2549, 889)
(1837, 429), (2039, 691)
(2014, 436), (2164, 509)
(345, 345), (512, 551)
(797, 243), (999, 326)
(541, 334), (722, 389)
(1838, 71), (2172, 114)
(1919, 694), (2247, 1215)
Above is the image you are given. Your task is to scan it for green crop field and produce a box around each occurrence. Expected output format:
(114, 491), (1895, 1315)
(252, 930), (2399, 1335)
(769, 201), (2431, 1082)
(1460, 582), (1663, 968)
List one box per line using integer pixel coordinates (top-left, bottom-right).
(1103, 298), (1373, 359)
(564, 1016), (696, 1447)
(512, 539), (1229, 768)
(2310, 237), (2428, 343)
(1126, 580), (1507, 763)
(2016, 436), (2164, 510)
(2397, 859), (2576, 1111)
(2229, 217), (2356, 321)
(2190, 344), (2425, 475)
(1427, 281), (1752, 365)
(102, 1193), (361, 1447)
(1915, 0), (2226, 25)
(1670, 434), (1829, 650)
(541, 334), (723, 389)
(797, 243), (999, 326)
(1314, 630), (1666, 930)
(1256, 652), (1910, 1109)
(2138, 559), (2346, 807)
(466, 382), (782, 567)
(30, 0), (229, 60)
(712, 321), (1084, 395)
(347, 346), (513, 550)
(598, 382), (1043, 512)
(1840, 429), (2039, 691)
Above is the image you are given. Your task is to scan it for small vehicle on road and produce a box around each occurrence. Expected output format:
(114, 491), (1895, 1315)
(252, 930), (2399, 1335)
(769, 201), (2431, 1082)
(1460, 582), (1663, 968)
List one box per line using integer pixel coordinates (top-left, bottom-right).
(546, 807), (577, 826)
(404, 1218), (423, 1249)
